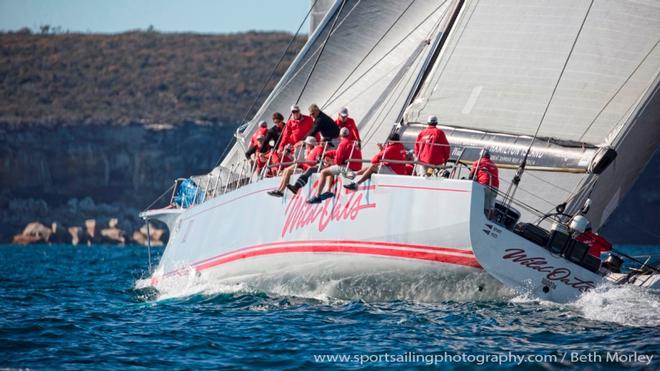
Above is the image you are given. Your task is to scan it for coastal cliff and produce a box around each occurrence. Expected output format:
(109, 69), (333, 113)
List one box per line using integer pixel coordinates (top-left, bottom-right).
(0, 30), (304, 243)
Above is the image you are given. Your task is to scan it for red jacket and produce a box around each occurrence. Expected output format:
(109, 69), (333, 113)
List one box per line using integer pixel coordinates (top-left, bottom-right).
(371, 142), (408, 175)
(469, 157), (499, 189)
(250, 127), (268, 150)
(414, 126), (450, 165)
(302, 145), (324, 170)
(576, 230), (612, 258)
(326, 138), (362, 171)
(279, 115), (314, 150)
(335, 117), (361, 142)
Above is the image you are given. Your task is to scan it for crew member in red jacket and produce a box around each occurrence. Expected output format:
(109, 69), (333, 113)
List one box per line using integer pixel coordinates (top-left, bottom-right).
(468, 149), (499, 216)
(268, 136), (323, 197)
(414, 115), (450, 176)
(307, 127), (362, 203)
(343, 132), (408, 190)
(244, 121), (269, 159)
(278, 105), (314, 151)
(335, 107), (361, 143)
(575, 220), (613, 259)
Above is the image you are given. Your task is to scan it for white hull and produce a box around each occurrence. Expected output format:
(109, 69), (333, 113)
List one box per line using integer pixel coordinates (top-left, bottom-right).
(469, 207), (660, 303)
(145, 174), (490, 295)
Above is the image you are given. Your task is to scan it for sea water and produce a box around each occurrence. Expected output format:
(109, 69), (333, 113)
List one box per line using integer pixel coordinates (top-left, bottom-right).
(1, 244), (658, 369)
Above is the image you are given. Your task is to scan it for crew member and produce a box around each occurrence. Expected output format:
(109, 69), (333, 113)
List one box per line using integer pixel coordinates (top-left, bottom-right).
(335, 107), (360, 143)
(573, 217), (613, 258)
(468, 149), (499, 217)
(307, 128), (362, 204)
(245, 120), (268, 159)
(287, 136), (329, 195)
(268, 136), (323, 197)
(306, 104), (339, 145)
(414, 115), (450, 176)
(343, 132), (407, 190)
(258, 112), (285, 154)
(278, 105), (314, 151)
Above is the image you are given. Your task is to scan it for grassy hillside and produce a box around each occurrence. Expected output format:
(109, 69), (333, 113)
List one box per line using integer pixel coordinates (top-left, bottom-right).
(0, 31), (305, 128)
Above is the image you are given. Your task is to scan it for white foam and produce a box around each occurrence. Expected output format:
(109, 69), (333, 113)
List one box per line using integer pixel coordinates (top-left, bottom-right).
(140, 268), (516, 304)
(572, 284), (660, 327)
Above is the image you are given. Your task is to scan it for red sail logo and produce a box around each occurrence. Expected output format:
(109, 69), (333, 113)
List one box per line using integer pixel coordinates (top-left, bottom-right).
(282, 179), (376, 237)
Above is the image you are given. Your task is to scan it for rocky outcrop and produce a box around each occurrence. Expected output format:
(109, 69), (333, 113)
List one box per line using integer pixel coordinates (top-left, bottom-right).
(132, 224), (165, 246)
(12, 222), (52, 245)
(100, 218), (126, 245)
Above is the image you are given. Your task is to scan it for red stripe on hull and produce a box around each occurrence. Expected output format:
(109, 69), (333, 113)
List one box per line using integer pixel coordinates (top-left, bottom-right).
(193, 244), (481, 272)
(188, 240), (473, 267)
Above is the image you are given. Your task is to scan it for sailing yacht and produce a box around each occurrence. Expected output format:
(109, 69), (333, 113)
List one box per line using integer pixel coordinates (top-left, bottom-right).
(141, 0), (660, 300)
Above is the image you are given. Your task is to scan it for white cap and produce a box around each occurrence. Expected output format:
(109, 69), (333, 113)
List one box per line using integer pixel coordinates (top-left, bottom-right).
(339, 127), (350, 137)
(428, 115), (438, 124)
(339, 107), (349, 117)
(304, 136), (318, 146)
(258, 120), (268, 128)
(291, 105), (300, 112)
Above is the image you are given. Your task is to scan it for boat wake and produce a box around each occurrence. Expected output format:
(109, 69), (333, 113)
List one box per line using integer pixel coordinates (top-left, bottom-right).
(572, 284), (660, 327)
(136, 267), (515, 304)
(509, 282), (660, 327)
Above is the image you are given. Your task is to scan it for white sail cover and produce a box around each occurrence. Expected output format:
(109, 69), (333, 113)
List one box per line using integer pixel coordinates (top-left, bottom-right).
(221, 0), (453, 166)
(405, 0), (660, 146)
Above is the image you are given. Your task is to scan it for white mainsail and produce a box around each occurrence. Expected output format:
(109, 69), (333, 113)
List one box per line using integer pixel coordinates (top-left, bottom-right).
(402, 0), (660, 230)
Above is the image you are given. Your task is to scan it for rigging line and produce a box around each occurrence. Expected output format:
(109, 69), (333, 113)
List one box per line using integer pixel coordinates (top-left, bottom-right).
(296, 0), (348, 104)
(359, 37), (431, 143)
(239, 0), (318, 125)
(265, 0), (362, 105)
(363, 52), (423, 144)
(497, 177), (558, 208)
(521, 0), (595, 164)
(611, 67), (660, 145)
(362, 6), (450, 142)
(320, 0), (420, 110)
(212, 2), (319, 168)
(322, 0), (451, 110)
(416, 0), (479, 114)
(525, 170), (576, 195)
(578, 38), (660, 142)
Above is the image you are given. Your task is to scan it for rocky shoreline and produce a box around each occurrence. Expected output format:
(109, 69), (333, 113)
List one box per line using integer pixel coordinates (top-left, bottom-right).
(11, 218), (166, 246)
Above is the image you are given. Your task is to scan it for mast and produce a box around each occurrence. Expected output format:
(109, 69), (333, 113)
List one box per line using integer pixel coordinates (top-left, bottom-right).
(396, 0), (464, 125)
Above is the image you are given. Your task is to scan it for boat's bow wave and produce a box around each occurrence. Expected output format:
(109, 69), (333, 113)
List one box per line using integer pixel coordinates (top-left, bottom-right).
(135, 267), (514, 303)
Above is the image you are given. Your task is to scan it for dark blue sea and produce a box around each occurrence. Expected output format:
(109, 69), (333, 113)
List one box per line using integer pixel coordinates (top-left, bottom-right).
(1, 244), (658, 370)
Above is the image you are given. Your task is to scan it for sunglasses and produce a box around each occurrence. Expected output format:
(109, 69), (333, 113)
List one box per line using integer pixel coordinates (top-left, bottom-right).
(291, 110), (300, 113)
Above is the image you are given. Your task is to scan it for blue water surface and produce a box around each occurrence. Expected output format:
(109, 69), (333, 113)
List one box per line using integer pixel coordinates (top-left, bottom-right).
(0, 244), (658, 370)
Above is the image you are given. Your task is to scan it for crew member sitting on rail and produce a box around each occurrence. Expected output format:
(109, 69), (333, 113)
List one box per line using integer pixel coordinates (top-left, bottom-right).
(307, 127), (362, 204)
(245, 121), (268, 159)
(414, 115), (450, 176)
(258, 112), (285, 155)
(306, 104), (339, 146)
(574, 217), (613, 259)
(335, 107), (360, 144)
(343, 132), (408, 191)
(278, 105), (314, 151)
(268, 136), (323, 197)
(265, 144), (294, 177)
(468, 149), (499, 218)
(287, 136), (330, 195)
